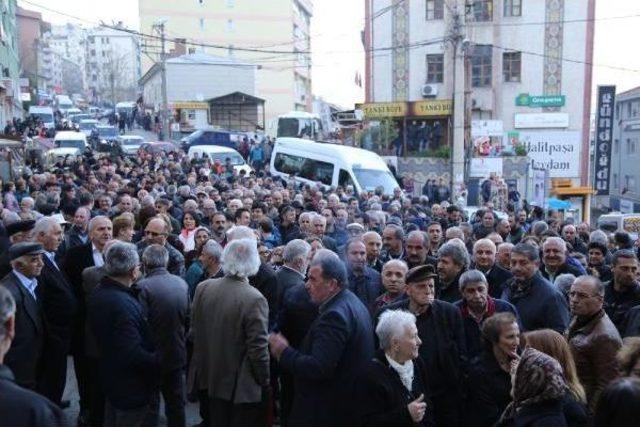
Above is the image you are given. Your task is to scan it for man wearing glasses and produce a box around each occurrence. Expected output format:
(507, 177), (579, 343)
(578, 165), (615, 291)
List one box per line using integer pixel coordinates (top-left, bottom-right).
(566, 275), (622, 412)
(136, 217), (185, 277)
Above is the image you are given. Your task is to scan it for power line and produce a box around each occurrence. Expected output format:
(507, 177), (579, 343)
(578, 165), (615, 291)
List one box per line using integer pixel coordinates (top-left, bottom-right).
(469, 12), (640, 28)
(489, 43), (640, 74)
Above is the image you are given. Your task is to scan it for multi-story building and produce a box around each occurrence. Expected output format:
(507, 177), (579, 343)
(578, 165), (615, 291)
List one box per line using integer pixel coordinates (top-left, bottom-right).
(363, 0), (595, 208)
(138, 0), (313, 129)
(0, 0), (23, 121)
(49, 23), (88, 93)
(611, 87), (640, 212)
(85, 25), (141, 103)
(16, 6), (50, 92)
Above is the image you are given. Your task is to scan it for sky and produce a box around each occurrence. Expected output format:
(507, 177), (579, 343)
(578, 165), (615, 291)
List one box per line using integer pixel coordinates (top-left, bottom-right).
(17, 0), (640, 109)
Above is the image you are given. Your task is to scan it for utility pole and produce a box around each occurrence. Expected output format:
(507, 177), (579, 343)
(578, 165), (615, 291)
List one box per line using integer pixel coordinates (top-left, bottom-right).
(153, 21), (169, 141)
(33, 38), (39, 102)
(448, 4), (466, 200)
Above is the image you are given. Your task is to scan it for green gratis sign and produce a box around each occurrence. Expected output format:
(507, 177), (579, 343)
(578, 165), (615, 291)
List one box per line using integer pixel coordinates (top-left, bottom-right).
(516, 93), (565, 108)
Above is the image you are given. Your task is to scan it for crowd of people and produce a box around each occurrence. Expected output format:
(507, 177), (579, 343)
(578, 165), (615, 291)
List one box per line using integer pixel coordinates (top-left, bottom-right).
(1, 141), (640, 427)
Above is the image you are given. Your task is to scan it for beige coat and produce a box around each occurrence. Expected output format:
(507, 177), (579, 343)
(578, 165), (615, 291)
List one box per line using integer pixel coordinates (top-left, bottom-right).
(187, 275), (270, 404)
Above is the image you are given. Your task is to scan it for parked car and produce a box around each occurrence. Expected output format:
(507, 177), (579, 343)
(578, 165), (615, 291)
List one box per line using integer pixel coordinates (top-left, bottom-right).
(118, 135), (145, 156)
(79, 119), (99, 137)
(138, 141), (178, 156)
(187, 145), (252, 175)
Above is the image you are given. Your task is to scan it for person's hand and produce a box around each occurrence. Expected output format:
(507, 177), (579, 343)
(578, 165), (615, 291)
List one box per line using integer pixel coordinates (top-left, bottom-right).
(509, 351), (521, 377)
(407, 394), (427, 423)
(268, 332), (289, 360)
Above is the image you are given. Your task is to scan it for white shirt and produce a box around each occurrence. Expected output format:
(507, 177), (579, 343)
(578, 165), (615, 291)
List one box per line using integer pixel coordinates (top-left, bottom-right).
(92, 243), (104, 267)
(13, 269), (38, 301)
(45, 251), (59, 270)
(385, 354), (414, 391)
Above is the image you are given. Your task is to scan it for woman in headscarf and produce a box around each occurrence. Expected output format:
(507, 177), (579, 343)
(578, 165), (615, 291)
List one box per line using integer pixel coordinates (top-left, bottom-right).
(496, 347), (569, 427)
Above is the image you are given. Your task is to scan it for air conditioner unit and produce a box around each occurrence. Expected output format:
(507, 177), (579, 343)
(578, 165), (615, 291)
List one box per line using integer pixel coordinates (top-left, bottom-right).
(421, 84), (438, 98)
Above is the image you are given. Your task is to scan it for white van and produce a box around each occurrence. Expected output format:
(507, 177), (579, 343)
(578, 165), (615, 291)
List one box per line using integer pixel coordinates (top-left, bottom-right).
(52, 131), (89, 155)
(270, 137), (400, 195)
(597, 212), (640, 239)
(187, 145), (252, 175)
(28, 106), (55, 129)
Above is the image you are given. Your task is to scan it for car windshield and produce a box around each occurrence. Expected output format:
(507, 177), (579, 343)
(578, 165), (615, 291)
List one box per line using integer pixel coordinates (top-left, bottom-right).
(207, 153), (244, 165)
(352, 168), (399, 194)
(98, 127), (118, 137)
(31, 113), (53, 123)
(187, 130), (203, 141)
(55, 140), (84, 149)
(79, 122), (96, 130)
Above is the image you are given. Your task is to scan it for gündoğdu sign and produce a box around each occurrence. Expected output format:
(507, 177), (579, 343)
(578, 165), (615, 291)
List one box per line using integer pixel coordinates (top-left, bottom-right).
(518, 131), (581, 178)
(594, 85), (616, 196)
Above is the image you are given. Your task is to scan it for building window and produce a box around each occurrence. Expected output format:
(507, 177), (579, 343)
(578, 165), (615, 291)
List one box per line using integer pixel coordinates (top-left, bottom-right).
(614, 139), (619, 154)
(188, 47), (197, 54)
(613, 173), (618, 190)
(426, 54), (444, 83)
(426, 0), (444, 20)
(504, 0), (522, 17)
(503, 51), (521, 82)
(199, 18), (205, 30)
(471, 44), (492, 87)
(472, 0), (493, 21)
(625, 175), (636, 191)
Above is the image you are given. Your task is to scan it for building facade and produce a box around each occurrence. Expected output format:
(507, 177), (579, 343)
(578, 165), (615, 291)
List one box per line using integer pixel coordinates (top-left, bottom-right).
(363, 0), (595, 197)
(86, 26), (141, 103)
(611, 87), (640, 212)
(49, 23), (87, 93)
(16, 6), (50, 93)
(138, 0), (313, 129)
(0, 0), (23, 121)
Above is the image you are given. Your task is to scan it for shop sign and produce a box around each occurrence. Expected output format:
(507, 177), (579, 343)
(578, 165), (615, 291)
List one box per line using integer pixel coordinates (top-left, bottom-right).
(516, 93), (566, 108)
(518, 131), (581, 178)
(169, 101), (209, 110)
(514, 113), (569, 129)
(470, 157), (503, 177)
(593, 85), (616, 196)
(620, 199), (634, 214)
(472, 120), (503, 137)
(356, 102), (407, 118)
(411, 99), (452, 116)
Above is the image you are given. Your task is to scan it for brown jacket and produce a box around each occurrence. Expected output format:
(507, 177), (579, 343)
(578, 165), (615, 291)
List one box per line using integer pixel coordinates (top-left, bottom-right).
(187, 275), (270, 404)
(566, 310), (622, 411)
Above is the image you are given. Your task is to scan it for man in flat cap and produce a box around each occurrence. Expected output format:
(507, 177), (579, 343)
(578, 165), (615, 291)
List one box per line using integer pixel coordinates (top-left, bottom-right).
(0, 220), (36, 278)
(0, 242), (45, 390)
(377, 264), (467, 427)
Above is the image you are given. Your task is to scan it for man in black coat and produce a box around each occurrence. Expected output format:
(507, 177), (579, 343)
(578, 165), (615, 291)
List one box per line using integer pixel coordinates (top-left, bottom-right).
(0, 242), (45, 390)
(33, 217), (79, 405)
(88, 242), (160, 424)
(0, 285), (66, 426)
(472, 238), (513, 298)
(380, 264), (467, 427)
(63, 215), (113, 423)
(269, 249), (374, 427)
(435, 240), (469, 303)
(540, 237), (584, 283)
(345, 239), (383, 313)
(0, 219), (36, 278)
(275, 239), (311, 315)
(603, 249), (640, 334)
(501, 243), (570, 333)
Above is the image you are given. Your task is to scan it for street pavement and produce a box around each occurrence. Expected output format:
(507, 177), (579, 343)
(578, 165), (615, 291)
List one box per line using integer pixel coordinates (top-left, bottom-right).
(61, 357), (202, 426)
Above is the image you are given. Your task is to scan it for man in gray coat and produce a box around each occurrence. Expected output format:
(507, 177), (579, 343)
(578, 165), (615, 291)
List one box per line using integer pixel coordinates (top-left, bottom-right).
(138, 244), (189, 427)
(188, 237), (270, 426)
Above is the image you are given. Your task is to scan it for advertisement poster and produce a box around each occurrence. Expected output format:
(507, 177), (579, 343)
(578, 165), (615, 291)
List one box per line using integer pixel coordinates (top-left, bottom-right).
(518, 131), (581, 178)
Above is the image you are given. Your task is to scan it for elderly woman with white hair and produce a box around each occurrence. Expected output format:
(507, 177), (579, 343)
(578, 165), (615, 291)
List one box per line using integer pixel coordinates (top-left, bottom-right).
(354, 309), (434, 427)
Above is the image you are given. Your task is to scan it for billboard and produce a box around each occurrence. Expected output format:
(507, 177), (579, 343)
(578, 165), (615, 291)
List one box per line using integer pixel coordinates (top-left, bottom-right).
(518, 131), (581, 178)
(593, 85), (616, 195)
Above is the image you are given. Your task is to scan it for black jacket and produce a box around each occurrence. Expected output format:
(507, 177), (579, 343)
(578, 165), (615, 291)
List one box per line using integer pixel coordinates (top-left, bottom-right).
(0, 365), (66, 427)
(275, 266), (306, 315)
(0, 271), (43, 389)
(484, 264), (513, 299)
(279, 289), (374, 427)
(540, 262), (584, 283)
(501, 272), (570, 333)
(380, 298), (467, 426)
(278, 222), (303, 244)
(88, 276), (159, 410)
(354, 350), (435, 427)
(466, 351), (512, 427)
(250, 262), (279, 330)
(496, 399), (567, 427)
(276, 282), (318, 349)
(603, 280), (640, 334)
